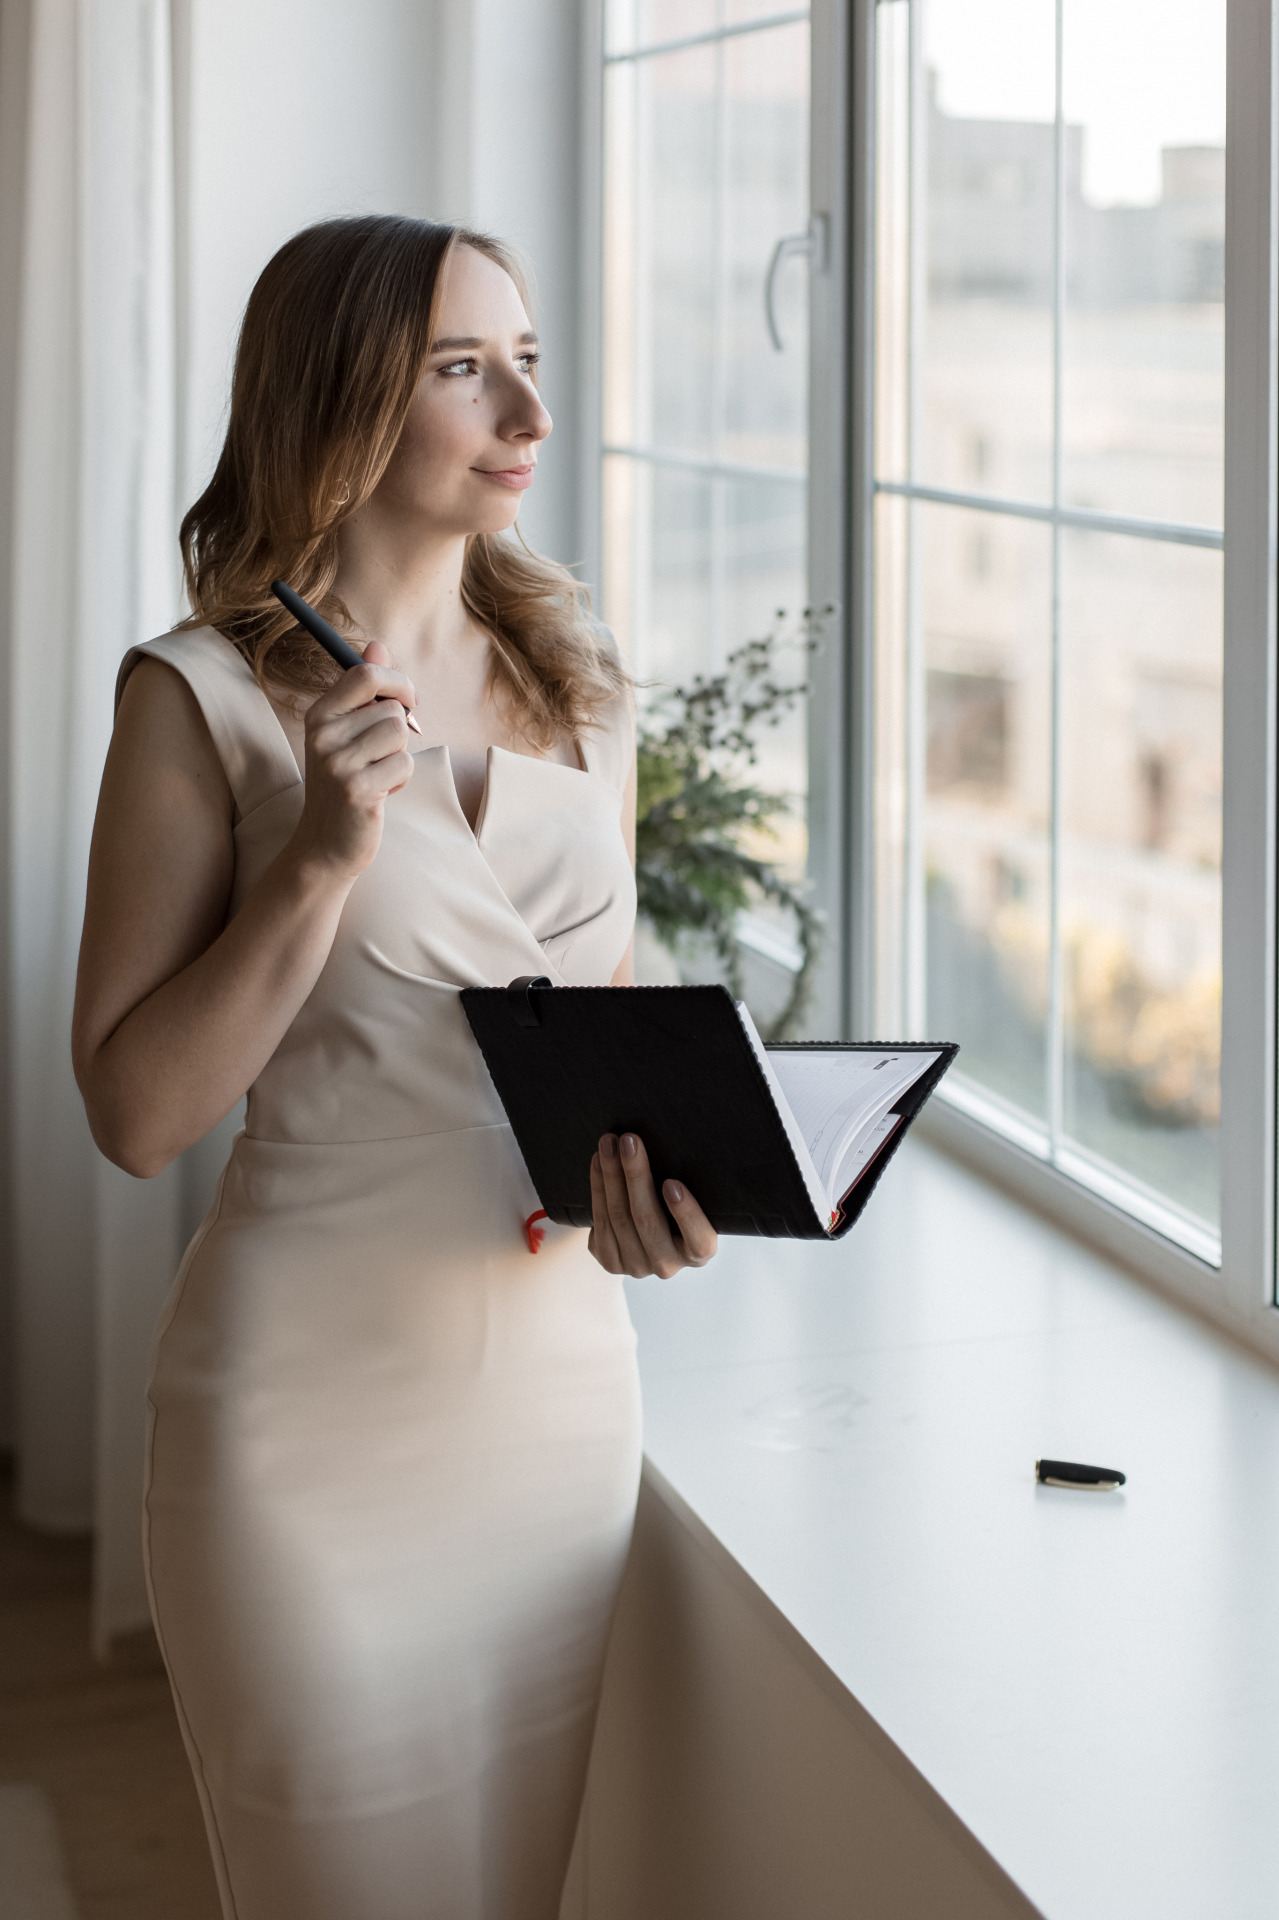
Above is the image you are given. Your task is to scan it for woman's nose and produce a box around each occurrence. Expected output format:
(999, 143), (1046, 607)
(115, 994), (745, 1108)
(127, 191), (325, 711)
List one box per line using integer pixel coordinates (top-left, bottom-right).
(496, 368), (552, 444)
(512, 391), (552, 443)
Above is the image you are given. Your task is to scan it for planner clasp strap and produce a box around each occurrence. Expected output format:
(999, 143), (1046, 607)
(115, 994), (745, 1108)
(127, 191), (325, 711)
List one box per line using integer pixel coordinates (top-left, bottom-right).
(506, 975), (553, 1028)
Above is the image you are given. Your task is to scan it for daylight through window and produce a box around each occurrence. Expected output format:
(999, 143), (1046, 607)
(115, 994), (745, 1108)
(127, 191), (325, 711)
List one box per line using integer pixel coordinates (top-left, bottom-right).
(601, 3), (814, 1006)
(872, 0), (1226, 1258)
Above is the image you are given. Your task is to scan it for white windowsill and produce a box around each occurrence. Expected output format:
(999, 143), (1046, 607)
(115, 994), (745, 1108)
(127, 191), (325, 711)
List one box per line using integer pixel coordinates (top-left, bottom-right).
(624, 1137), (1279, 1920)
(931, 1075), (1224, 1269)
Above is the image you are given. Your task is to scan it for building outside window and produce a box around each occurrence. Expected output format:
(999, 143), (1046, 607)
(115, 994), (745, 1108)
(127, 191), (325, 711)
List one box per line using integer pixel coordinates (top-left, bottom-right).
(873, 0), (1227, 1260)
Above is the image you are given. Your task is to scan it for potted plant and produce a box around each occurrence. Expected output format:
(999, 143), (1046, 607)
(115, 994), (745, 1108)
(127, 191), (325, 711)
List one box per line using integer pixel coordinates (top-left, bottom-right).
(634, 612), (828, 1042)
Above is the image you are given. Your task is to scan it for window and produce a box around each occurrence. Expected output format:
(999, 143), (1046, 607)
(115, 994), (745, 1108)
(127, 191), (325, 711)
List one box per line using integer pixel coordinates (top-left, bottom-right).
(871, 0), (1235, 1264)
(599, 2), (814, 1001)
(594, 0), (1277, 1341)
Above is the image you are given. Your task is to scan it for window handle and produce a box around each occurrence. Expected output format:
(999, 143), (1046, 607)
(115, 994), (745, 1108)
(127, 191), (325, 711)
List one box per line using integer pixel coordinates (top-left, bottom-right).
(764, 214), (829, 351)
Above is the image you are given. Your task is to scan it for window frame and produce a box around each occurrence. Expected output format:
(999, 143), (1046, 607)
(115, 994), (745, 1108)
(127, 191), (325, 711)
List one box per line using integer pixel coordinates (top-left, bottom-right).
(836, 0), (1279, 1354)
(584, 0), (1279, 1357)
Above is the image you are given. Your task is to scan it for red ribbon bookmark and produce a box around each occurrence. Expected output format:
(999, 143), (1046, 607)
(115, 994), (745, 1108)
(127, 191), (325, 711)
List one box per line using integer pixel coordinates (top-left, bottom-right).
(524, 1209), (549, 1254)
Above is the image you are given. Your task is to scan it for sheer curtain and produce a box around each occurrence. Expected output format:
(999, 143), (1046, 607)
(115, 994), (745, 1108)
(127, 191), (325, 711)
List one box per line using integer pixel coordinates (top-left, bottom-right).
(6, 0), (190, 1645)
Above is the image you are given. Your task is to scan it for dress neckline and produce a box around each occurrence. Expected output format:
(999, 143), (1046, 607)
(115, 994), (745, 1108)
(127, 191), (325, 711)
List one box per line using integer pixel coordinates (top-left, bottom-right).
(258, 677), (587, 836)
(434, 742), (597, 845)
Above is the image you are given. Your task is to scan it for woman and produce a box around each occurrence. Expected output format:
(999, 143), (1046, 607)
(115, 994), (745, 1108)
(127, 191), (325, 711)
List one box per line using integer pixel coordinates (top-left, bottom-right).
(73, 215), (717, 1920)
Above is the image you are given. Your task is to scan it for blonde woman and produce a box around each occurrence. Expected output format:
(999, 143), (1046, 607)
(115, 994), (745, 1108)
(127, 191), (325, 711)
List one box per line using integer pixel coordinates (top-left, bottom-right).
(73, 216), (717, 1920)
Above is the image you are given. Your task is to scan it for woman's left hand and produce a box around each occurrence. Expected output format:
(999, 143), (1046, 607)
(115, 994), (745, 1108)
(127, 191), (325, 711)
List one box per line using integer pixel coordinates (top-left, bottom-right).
(588, 1132), (718, 1278)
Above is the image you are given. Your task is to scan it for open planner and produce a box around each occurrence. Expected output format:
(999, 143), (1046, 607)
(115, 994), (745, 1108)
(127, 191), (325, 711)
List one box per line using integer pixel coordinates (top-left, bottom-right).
(461, 979), (958, 1240)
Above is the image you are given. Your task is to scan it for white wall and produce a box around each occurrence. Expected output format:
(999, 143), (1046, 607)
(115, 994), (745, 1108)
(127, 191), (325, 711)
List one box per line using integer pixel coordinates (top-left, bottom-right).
(181, 0), (587, 565)
(181, 0), (436, 503)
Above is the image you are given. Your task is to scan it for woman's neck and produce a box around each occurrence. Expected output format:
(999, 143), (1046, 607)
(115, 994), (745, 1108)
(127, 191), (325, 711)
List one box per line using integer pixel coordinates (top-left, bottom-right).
(333, 510), (476, 681)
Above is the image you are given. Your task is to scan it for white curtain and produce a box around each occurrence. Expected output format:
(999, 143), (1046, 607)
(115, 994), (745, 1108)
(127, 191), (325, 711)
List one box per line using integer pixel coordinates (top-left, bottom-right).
(7, 0), (192, 1646)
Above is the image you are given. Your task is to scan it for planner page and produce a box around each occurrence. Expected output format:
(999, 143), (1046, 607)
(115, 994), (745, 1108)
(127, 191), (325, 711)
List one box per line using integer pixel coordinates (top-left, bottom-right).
(766, 1047), (942, 1202)
(733, 1006), (834, 1225)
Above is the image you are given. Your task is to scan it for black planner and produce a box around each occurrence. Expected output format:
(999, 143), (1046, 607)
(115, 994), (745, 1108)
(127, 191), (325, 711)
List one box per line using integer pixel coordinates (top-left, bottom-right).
(461, 978), (958, 1240)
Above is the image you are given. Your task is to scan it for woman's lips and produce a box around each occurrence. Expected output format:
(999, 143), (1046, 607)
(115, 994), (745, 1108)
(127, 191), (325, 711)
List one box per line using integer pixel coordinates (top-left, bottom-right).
(474, 465), (536, 491)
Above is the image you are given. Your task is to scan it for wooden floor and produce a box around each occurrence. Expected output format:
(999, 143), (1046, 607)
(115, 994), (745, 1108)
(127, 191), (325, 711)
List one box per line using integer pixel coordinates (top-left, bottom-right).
(0, 1461), (221, 1918)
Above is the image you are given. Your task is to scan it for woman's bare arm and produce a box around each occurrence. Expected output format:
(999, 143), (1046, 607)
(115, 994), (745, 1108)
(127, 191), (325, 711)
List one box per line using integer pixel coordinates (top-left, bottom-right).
(73, 647), (416, 1177)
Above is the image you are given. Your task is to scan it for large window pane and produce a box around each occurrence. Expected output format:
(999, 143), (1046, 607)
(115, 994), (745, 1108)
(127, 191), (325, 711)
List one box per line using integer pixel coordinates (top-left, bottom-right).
(873, 491), (911, 1022)
(602, 12), (812, 1014)
(604, 46), (718, 456)
(873, 0), (1225, 1252)
(875, 493), (1052, 1114)
(920, 0), (1057, 503)
(601, 452), (641, 656)
(603, 457), (712, 682)
(923, 504), (1053, 1119)
(1060, 531), (1222, 1224)
(602, 21), (810, 684)
(1061, 0), (1225, 526)
(874, 0), (911, 484)
(605, 0), (800, 56)
(606, 0), (719, 58)
(722, 475), (806, 652)
(724, 0), (808, 25)
(723, 24), (809, 468)
(725, 474), (808, 846)
(601, 464), (807, 798)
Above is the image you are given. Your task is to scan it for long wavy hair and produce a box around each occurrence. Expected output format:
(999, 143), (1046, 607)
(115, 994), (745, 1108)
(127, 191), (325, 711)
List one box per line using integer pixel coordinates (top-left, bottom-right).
(178, 214), (626, 747)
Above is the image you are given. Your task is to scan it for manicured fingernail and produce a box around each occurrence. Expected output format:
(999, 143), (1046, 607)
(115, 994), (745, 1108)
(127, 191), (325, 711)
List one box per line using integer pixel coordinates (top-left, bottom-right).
(621, 1133), (637, 1159)
(664, 1180), (684, 1204)
(600, 1134), (617, 1160)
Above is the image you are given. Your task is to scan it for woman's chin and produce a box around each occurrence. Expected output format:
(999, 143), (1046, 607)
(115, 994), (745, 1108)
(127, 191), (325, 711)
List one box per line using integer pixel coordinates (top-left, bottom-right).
(468, 497), (527, 538)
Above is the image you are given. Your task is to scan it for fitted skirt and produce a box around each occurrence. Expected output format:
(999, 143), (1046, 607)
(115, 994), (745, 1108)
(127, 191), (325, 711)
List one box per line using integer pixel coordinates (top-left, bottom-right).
(143, 1122), (642, 1920)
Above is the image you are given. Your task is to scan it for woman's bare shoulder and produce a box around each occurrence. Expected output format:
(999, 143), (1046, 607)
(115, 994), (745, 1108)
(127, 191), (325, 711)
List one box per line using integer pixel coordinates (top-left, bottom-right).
(111, 654), (232, 818)
(118, 649), (202, 720)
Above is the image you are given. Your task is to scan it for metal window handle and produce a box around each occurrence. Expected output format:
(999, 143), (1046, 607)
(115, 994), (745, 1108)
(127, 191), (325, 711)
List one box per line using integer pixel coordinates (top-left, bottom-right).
(764, 214), (829, 351)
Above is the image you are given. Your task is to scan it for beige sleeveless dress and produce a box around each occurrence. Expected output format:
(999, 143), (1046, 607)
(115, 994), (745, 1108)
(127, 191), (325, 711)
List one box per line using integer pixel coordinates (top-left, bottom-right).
(118, 628), (642, 1920)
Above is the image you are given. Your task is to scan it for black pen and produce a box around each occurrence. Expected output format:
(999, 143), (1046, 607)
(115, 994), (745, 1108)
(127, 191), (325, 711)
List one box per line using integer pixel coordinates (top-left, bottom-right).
(1036, 1458), (1126, 1490)
(269, 579), (422, 735)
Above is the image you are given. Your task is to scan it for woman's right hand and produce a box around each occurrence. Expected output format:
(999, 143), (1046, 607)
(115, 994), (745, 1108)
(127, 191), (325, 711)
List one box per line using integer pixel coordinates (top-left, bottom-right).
(291, 640), (418, 880)
(588, 1131), (718, 1278)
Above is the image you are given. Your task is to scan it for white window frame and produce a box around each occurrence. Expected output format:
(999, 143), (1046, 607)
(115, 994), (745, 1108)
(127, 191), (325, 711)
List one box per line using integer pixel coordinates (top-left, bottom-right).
(584, 0), (1279, 1359)
(835, 0), (1279, 1356)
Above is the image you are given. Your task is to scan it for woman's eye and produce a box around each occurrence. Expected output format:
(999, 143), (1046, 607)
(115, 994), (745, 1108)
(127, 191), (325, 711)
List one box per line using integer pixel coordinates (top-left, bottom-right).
(438, 351), (539, 378)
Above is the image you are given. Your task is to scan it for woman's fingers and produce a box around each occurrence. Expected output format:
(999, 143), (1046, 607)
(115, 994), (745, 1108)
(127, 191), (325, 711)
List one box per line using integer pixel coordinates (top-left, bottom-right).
(588, 1150), (624, 1273)
(347, 752), (416, 801)
(292, 658), (416, 882)
(660, 1178), (718, 1267)
(311, 658), (418, 723)
(616, 1133), (686, 1278)
(324, 709), (412, 770)
(590, 1132), (717, 1278)
(597, 1134), (657, 1276)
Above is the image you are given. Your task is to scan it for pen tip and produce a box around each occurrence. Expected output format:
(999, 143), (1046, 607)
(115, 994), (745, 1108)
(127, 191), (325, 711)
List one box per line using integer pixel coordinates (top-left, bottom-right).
(406, 712), (423, 735)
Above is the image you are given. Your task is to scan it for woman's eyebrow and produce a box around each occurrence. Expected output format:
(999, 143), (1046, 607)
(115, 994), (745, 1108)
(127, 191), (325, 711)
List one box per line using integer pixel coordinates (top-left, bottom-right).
(430, 331), (540, 353)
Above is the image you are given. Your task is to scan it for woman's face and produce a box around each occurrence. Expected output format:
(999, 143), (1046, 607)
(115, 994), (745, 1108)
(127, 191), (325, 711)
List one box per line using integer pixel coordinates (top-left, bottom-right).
(372, 243), (552, 538)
